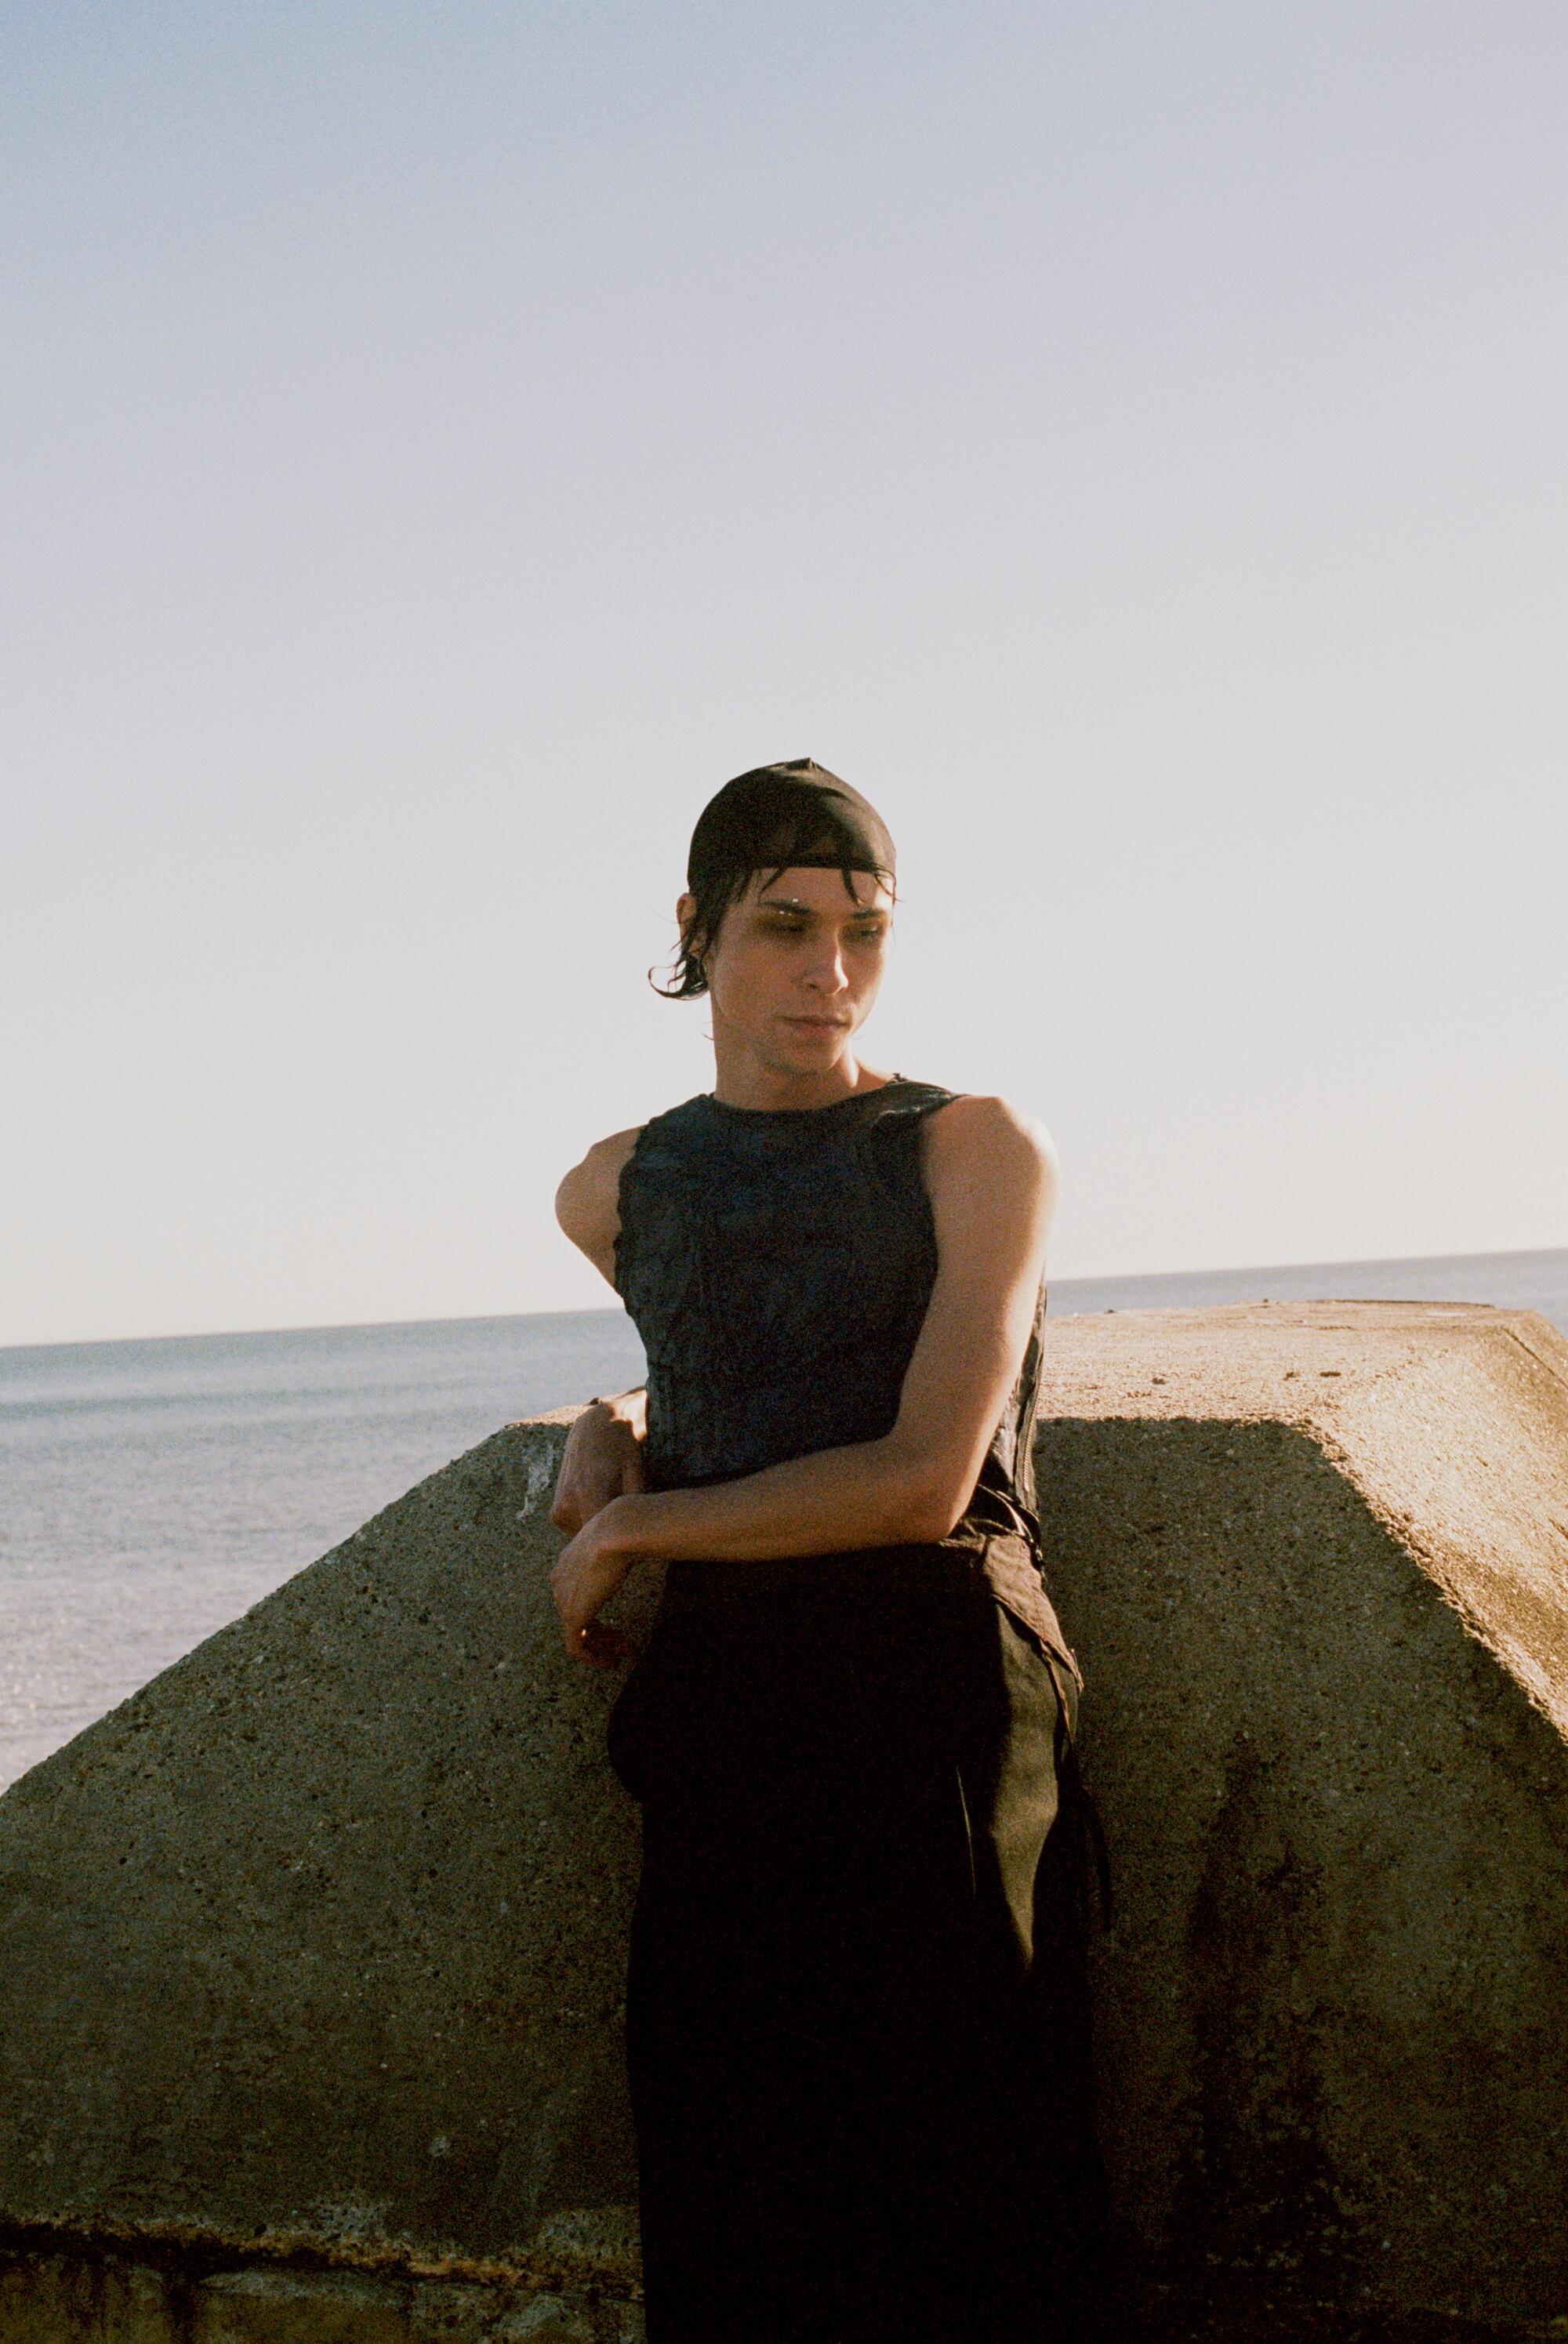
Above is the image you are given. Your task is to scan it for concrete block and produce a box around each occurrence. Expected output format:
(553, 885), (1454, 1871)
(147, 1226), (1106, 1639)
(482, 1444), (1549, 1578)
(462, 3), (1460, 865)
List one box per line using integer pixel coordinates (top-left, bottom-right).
(1038, 1301), (1568, 2336)
(0, 2258), (633, 2343)
(194, 2269), (408, 2344)
(1, 1303), (1564, 2339)
(406, 2280), (506, 2338)
(488, 2296), (594, 2340)
(0, 1413), (656, 2280)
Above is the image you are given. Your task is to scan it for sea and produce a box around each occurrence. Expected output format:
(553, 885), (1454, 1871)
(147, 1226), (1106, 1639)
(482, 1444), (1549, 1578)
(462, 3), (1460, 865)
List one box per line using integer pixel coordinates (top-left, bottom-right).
(2, 1248), (1564, 1795)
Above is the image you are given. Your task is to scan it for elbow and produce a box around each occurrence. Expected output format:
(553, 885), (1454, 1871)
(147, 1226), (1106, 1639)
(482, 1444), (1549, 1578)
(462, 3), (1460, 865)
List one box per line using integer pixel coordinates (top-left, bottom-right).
(885, 1454), (974, 1545)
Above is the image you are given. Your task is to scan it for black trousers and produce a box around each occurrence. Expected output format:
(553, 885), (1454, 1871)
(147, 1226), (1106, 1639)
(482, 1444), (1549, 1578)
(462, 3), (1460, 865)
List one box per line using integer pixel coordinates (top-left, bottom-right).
(607, 1566), (1109, 2344)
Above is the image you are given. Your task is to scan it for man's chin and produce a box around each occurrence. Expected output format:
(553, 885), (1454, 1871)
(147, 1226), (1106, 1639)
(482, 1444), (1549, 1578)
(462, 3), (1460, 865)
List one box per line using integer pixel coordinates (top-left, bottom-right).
(772, 1025), (851, 1066)
(779, 1017), (851, 1043)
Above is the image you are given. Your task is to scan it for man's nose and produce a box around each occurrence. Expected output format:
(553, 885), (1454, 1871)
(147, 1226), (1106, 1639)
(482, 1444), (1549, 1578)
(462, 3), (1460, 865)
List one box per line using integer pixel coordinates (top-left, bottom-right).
(801, 935), (848, 992)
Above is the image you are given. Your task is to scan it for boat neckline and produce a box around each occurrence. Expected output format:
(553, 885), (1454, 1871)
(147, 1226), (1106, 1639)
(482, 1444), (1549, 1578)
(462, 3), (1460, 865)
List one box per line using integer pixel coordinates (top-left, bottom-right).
(701, 1074), (913, 1121)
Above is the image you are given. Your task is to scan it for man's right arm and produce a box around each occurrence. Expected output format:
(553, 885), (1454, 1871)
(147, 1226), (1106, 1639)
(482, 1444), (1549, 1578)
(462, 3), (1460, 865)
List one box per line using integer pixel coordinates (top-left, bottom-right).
(551, 1129), (647, 1531)
(554, 1126), (643, 1286)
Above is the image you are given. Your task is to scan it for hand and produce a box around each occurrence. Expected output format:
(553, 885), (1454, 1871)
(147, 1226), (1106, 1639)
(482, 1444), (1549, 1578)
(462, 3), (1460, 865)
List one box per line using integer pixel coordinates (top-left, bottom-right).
(550, 1500), (641, 1670)
(550, 1393), (648, 1534)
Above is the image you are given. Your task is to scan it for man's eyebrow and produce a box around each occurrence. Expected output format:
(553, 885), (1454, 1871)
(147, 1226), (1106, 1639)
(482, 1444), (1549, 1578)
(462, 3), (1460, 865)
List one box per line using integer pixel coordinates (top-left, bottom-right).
(755, 894), (888, 915)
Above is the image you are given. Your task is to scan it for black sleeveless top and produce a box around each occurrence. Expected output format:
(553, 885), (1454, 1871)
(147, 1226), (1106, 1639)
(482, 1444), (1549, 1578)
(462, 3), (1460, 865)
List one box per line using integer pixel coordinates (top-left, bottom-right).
(613, 1076), (1078, 1678)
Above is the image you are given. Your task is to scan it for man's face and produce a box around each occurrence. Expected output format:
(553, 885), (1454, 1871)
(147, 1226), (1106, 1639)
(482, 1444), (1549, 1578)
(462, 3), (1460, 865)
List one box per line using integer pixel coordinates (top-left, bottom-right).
(684, 865), (894, 1073)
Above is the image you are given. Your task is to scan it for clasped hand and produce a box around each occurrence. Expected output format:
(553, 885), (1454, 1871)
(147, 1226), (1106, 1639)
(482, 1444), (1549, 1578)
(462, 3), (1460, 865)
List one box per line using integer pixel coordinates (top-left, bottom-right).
(548, 1402), (648, 1669)
(549, 1503), (644, 1670)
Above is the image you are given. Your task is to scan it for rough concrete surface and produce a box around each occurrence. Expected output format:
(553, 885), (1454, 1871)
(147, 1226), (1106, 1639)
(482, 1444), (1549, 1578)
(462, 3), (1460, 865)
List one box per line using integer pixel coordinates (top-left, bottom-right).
(1037, 1303), (1568, 2339)
(0, 1410), (660, 2301)
(1, 1303), (1566, 2339)
(0, 2250), (646, 2341)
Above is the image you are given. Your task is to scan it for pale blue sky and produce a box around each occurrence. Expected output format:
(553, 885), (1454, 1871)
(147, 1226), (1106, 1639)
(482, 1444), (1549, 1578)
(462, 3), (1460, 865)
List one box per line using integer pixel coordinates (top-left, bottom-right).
(4, 2), (1565, 1344)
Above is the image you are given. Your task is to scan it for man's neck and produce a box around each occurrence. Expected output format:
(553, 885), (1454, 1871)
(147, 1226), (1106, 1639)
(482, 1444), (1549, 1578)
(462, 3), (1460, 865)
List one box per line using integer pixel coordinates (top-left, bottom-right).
(709, 1034), (891, 1112)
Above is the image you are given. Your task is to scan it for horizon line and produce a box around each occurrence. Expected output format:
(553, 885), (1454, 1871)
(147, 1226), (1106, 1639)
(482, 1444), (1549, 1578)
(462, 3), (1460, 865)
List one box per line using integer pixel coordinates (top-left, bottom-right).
(4, 1240), (1565, 1359)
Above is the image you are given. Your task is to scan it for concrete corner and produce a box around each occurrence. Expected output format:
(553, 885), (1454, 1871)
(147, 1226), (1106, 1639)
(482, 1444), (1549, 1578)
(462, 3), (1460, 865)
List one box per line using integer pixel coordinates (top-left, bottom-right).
(1039, 1301), (1568, 2337)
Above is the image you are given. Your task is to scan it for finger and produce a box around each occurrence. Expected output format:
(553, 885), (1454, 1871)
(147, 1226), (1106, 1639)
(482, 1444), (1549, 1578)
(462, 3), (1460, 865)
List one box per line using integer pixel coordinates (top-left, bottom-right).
(556, 1582), (597, 1652)
(561, 1615), (608, 1667)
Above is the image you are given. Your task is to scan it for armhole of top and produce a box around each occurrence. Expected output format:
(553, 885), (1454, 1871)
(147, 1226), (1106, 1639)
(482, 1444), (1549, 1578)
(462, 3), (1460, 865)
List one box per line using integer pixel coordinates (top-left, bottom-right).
(879, 1072), (964, 1120)
(906, 1083), (967, 1137)
(901, 1085), (966, 1230)
(608, 1120), (654, 1297)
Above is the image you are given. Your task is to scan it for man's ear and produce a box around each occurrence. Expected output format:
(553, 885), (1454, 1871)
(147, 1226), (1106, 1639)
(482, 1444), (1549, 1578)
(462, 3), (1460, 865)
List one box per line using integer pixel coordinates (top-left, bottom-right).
(676, 891), (710, 968)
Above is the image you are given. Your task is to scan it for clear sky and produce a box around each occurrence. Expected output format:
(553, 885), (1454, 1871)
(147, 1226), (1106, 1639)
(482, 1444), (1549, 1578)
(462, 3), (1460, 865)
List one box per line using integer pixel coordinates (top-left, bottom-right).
(3, 2), (1565, 1346)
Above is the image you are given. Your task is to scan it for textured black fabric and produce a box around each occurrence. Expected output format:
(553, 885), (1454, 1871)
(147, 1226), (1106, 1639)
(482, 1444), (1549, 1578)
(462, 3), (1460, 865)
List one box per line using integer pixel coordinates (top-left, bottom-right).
(615, 1079), (956, 1491)
(605, 1074), (1107, 2341)
(614, 1076), (1076, 1668)
(609, 1587), (1108, 2344)
(615, 1076), (1044, 1511)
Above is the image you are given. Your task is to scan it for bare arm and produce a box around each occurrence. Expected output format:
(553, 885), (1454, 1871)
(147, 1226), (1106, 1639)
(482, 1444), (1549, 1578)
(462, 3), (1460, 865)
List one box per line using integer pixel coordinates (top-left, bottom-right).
(550, 1096), (1058, 1660)
(549, 1128), (649, 1585)
(554, 1126), (643, 1289)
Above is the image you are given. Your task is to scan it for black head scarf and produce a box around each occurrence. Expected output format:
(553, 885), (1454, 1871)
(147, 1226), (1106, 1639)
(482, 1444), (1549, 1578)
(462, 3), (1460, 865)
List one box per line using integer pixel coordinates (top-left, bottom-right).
(660, 758), (896, 1000)
(688, 758), (896, 896)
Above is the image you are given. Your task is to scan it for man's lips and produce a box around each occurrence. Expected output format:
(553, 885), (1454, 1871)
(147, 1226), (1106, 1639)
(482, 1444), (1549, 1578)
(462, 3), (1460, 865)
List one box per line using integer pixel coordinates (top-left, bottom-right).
(781, 1014), (849, 1030)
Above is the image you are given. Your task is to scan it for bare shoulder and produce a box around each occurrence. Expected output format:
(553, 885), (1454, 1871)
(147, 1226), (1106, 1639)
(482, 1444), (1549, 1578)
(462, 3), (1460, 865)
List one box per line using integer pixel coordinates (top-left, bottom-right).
(555, 1125), (644, 1272)
(920, 1093), (1058, 1191)
(917, 1095), (1060, 1257)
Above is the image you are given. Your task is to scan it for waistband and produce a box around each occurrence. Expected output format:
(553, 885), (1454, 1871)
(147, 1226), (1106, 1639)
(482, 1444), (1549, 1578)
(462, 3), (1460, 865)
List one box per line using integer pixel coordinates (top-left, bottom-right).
(656, 1533), (1083, 1696)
